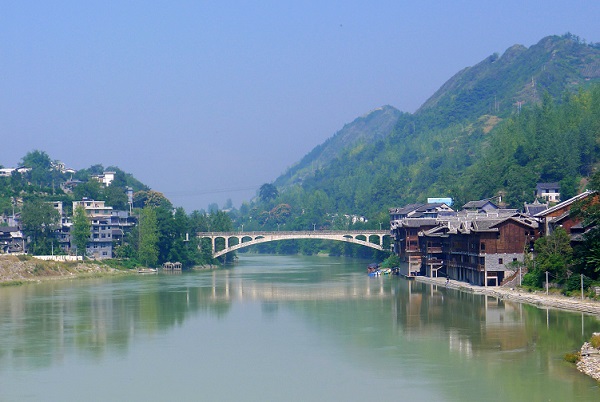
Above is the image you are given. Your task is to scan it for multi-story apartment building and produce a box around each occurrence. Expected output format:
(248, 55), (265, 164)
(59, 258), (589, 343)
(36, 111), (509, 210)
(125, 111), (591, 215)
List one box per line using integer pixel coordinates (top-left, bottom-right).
(72, 199), (114, 259)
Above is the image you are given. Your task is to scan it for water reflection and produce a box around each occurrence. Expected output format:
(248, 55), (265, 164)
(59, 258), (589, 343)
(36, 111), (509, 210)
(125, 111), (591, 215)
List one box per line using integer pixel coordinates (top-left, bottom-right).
(1, 257), (599, 401)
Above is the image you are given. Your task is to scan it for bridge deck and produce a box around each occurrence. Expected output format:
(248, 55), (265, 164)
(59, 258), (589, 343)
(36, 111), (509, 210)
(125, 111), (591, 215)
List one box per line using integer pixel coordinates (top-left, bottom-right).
(197, 230), (391, 258)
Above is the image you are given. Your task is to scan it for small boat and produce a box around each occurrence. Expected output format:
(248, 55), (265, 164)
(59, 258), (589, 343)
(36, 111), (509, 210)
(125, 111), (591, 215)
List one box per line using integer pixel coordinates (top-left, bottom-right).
(137, 268), (157, 274)
(367, 263), (380, 274)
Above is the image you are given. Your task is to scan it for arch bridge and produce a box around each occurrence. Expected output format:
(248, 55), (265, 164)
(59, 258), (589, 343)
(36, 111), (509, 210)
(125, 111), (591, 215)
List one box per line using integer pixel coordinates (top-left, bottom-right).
(197, 230), (391, 258)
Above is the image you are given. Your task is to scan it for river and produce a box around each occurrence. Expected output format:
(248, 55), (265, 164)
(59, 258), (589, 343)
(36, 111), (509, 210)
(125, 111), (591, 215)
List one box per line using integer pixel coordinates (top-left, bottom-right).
(0, 254), (599, 401)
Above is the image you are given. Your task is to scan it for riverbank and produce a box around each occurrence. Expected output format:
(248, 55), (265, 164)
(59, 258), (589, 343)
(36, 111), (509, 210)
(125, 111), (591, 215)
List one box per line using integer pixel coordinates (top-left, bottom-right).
(415, 275), (600, 383)
(415, 275), (600, 315)
(0, 255), (128, 284)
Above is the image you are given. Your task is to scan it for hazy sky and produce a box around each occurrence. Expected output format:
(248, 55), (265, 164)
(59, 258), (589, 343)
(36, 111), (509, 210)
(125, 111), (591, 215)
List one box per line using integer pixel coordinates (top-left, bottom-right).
(2, 1), (599, 212)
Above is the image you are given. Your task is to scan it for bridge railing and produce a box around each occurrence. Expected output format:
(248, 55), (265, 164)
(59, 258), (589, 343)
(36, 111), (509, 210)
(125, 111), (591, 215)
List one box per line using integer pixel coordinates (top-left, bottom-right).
(197, 230), (390, 237)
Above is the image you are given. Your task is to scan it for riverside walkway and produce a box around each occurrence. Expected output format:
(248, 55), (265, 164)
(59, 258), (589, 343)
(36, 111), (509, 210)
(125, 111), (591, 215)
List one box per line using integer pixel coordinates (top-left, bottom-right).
(197, 230), (391, 258)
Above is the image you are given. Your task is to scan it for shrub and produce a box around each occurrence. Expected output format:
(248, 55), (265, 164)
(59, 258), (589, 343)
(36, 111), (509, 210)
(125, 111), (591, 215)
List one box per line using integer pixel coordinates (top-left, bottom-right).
(381, 254), (401, 269)
(565, 275), (592, 293)
(564, 352), (580, 363)
(590, 334), (600, 349)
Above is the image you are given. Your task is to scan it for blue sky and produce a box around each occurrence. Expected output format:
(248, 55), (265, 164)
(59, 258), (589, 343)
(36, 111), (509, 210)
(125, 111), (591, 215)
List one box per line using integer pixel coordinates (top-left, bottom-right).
(1, 1), (599, 212)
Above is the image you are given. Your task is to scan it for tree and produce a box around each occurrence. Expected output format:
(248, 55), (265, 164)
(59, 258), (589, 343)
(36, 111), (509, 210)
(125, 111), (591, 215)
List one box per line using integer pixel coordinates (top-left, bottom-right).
(21, 198), (60, 254)
(138, 206), (159, 267)
(21, 150), (52, 171)
(133, 190), (172, 209)
(20, 150), (53, 187)
(73, 179), (103, 201)
(104, 184), (128, 210)
(259, 183), (279, 203)
(523, 227), (573, 288)
(71, 206), (91, 257)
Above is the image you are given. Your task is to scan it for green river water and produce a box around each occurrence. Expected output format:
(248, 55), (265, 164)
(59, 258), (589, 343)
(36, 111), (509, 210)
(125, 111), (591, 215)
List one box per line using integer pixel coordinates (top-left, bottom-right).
(0, 254), (599, 401)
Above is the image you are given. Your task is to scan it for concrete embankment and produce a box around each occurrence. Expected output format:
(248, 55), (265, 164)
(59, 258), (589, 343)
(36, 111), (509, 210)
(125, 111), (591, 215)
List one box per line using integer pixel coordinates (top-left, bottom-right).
(415, 275), (600, 315)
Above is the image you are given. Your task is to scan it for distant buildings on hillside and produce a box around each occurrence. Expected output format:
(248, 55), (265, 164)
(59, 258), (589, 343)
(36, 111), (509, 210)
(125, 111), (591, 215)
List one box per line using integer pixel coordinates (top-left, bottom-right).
(1, 197), (136, 260)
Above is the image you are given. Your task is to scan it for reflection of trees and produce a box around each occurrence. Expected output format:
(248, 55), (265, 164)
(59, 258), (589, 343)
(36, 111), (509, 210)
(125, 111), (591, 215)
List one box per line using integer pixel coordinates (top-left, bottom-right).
(2, 261), (599, 395)
(0, 277), (234, 369)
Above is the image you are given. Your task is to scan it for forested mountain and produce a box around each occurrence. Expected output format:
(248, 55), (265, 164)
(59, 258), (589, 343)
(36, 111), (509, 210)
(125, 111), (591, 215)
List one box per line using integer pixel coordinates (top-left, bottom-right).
(253, 34), (600, 227)
(275, 105), (401, 187)
(418, 34), (600, 125)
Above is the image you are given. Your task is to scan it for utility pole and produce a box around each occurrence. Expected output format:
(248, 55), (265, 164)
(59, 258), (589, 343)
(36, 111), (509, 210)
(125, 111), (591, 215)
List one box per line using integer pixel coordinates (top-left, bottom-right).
(545, 271), (549, 295)
(581, 274), (584, 300)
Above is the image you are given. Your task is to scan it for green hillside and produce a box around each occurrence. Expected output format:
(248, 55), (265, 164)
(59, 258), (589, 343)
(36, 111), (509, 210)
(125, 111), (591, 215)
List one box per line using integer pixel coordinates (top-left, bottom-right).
(275, 105), (402, 188)
(240, 34), (600, 232)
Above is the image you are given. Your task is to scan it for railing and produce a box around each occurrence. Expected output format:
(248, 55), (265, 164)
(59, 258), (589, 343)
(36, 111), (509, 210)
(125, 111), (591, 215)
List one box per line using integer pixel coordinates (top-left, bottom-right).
(199, 230), (390, 237)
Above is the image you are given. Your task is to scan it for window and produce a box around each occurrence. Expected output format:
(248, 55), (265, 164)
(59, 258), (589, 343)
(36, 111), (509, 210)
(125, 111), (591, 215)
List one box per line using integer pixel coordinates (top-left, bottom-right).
(498, 258), (503, 264)
(513, 258), (518, 262)
(480, 242), (485, 250)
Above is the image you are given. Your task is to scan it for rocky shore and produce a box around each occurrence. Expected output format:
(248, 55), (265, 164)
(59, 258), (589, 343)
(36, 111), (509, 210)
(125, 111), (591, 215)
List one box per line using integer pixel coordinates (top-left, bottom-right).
(415, 275), (600, 383)
(578, 335), (600, 382)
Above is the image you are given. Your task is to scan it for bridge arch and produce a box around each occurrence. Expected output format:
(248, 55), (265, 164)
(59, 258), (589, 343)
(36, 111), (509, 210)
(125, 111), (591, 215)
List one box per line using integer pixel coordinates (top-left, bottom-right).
(197, 230), (391, 259)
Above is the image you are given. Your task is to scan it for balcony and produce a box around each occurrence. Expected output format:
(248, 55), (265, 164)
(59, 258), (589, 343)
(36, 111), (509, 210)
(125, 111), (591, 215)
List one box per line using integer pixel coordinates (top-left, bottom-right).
(425, 258), (444, 266)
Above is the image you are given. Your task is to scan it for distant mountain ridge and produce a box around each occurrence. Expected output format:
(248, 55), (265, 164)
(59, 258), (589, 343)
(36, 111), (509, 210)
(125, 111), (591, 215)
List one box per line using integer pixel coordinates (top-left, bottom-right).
(257, 34), (600, 222)
(274, 105), (402, 187)
(417, 34), (600, 126)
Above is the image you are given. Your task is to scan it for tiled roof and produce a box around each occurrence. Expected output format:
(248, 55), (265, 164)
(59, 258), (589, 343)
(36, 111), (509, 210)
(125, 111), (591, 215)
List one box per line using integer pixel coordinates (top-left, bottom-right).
(536, 182), (560, 191)
(462, 200), (498, 209)
(534, 190), (595, 217)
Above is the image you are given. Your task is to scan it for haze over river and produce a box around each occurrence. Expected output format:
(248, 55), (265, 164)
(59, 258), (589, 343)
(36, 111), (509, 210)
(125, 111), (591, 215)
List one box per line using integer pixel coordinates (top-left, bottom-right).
(1, 255), (599, 401)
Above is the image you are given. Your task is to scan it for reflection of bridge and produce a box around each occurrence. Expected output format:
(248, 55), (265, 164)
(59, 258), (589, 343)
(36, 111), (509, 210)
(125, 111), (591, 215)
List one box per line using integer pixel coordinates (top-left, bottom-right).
(197, 230), (391, 258)
(207, 271), (394, 301)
